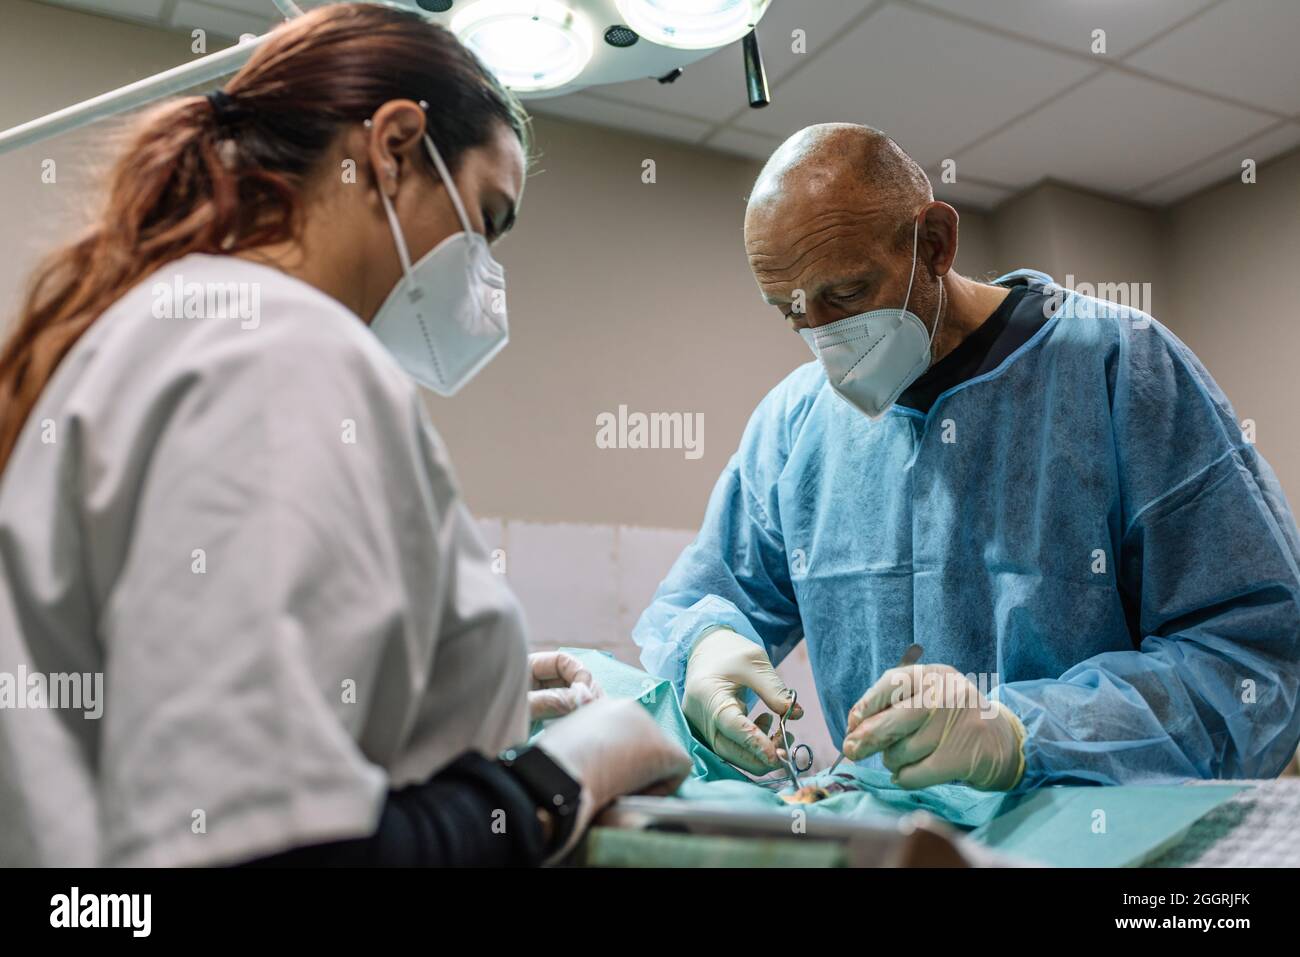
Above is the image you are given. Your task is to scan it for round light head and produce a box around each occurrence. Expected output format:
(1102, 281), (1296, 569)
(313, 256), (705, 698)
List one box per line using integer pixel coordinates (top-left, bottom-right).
(614, 0), (771, 51)
(452, 0), (595, 93)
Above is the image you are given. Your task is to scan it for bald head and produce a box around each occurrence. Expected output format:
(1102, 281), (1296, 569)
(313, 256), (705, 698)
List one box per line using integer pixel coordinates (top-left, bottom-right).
(744, 123), (957, 335)
(747, 124), (932, 250)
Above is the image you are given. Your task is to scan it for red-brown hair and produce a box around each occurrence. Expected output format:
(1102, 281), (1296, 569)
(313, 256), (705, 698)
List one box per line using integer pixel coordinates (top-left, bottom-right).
(0, 1), (528, 470)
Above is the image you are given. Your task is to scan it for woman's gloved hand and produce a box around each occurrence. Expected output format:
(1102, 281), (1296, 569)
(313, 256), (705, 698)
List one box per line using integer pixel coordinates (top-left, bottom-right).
(682, 628), (801, 775)
(842, 663), (1026, 791)
(527, 650), (603, 721)
(534, 697), (692, 859)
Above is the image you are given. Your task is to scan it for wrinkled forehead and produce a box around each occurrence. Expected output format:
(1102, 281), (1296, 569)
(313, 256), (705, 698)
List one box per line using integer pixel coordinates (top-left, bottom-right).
(745, 187), (903, 294)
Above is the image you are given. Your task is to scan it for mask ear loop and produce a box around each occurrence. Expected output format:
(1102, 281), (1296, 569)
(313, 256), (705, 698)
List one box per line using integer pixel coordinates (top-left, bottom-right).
(371, 102), (479, 303)
(417, 101), (476, 238)
(929, 278), (945, 355)
(903, 213), (945, 358)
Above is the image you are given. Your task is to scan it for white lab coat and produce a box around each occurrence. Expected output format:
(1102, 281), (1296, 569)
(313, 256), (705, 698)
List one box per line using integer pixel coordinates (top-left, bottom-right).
(0, 253), (529, 866)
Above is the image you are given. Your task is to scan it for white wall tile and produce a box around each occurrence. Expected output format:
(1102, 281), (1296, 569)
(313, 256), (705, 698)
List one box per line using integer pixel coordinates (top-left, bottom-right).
(504, 520), (623, 656)
(614, 525), (695, 651)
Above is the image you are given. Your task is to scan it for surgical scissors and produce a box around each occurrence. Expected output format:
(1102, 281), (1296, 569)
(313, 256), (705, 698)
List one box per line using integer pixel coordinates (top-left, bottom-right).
(717, 688), (815, 788)
(773, 689), (811, 787)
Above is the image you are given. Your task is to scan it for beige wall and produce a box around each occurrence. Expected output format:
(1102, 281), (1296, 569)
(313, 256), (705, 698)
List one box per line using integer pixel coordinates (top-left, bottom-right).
(0, 0), (199, 318)
(1163, 147), (1300, 508)
(435, 113), (800, 528)
(991, 182), (1167, 299)
(441, 113), (997, 527)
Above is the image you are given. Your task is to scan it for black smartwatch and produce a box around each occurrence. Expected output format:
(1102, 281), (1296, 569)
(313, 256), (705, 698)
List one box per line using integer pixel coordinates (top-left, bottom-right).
(498, 745), (582, 854)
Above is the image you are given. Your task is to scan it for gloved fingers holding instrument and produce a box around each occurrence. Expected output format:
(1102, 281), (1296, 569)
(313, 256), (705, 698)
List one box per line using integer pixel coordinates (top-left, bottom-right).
(683, 628), (802, 775)
(527, 650), (604, 722)
(842, 663), (1026, 791)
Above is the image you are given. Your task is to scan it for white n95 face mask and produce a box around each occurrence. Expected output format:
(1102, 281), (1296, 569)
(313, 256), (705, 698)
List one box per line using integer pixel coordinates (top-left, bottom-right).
(801, 217), (943, 420)
(371, 129), (507, 396)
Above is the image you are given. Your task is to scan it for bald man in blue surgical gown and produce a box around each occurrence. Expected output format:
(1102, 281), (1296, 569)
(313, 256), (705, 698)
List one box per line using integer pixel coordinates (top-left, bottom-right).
(634, 124), (1300, 791)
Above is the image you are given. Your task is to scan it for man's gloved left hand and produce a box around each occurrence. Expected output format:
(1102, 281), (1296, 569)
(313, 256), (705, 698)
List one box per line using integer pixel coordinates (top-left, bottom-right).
(527, 651), (603, 722)
(683, 628), (801, 775)
(842, 663), (1026, 791)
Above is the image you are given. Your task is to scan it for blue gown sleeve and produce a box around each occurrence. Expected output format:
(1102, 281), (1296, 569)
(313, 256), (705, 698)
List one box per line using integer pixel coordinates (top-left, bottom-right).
(633, 377), (810, 697)
(996, 310), (1300, 788)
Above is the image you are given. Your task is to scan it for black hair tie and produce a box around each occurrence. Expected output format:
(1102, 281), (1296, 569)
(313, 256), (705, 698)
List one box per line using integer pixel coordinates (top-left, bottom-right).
(206, 89), (244, 126)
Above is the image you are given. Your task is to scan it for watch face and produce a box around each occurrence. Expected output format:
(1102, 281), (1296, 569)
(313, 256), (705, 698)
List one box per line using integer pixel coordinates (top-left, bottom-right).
(502, 746), (583, 856)
(504, 745), (581, 815)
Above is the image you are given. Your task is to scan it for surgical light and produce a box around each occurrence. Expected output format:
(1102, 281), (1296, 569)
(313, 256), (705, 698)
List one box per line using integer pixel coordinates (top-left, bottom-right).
(452, 0), (595, 92)
(614, 0), (771, 51)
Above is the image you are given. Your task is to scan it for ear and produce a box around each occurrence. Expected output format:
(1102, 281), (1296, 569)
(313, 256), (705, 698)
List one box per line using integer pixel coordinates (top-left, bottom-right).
(918, 201), (959, 278)
(365, 99), (429, 198)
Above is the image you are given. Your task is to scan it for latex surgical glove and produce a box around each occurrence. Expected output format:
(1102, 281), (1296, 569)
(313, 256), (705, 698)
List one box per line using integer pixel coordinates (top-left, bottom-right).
(683, 628), (802, 775)
(534, 697), (692, 860)
(842, 663), (1026, 791)
(527, 650), (603, 721)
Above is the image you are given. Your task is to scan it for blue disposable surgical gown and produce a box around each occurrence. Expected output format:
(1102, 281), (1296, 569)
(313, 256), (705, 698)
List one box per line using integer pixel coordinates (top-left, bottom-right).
(634, 272), (1300, 789)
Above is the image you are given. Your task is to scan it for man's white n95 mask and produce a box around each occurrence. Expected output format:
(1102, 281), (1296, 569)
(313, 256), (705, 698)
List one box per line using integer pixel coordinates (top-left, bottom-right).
(800, 216), (943, 419)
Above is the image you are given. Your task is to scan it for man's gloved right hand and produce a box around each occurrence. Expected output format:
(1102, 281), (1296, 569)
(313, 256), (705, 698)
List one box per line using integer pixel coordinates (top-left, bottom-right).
(683, 628), (801, 774)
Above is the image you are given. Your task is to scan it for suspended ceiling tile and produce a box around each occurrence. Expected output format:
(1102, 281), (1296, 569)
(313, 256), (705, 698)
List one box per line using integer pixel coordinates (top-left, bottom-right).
(209, 0), (292, 14)
(731, 3), (1097, 169)
(957, 71), (1276, 194)
(574, 46), (756, 126)
(171, 0), (274, 39)
(50, 0), (165, 21)
(1127, 0), (1300, 115)
(913, 0), (1218, 58)
(530, 91), (715, 145)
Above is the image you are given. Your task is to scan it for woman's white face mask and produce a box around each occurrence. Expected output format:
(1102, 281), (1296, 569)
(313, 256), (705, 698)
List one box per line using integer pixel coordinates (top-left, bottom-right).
(800, 216), (943, 420)
(370, 126), (508, 397)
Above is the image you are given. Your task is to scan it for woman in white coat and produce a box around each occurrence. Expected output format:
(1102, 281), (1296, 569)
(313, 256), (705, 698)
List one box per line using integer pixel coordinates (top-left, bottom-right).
(0, 2), (687, 867)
